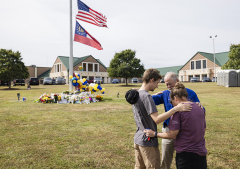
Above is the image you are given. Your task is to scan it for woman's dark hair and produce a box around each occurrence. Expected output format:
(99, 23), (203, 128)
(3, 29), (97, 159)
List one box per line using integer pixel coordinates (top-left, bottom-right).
(170, 82), (188, 100)
(142, 68), (162, 84)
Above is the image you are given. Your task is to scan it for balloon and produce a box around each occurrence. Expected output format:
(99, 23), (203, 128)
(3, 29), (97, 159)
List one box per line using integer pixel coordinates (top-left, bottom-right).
(77, 80), (80, 83)
(83, 78), (86, 82)
(72, 82), (79, 86)
(78, 66), (83, 71)
(69, 75), (73, 79)
(73, 80), (76, 83)
(102, 88), (105, 91)
(97, 85), (102, 90)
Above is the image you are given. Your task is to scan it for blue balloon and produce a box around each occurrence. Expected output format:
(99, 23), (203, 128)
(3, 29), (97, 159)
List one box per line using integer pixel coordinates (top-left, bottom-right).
(97, 86), (102, 90)
(72, 82), (79, 86)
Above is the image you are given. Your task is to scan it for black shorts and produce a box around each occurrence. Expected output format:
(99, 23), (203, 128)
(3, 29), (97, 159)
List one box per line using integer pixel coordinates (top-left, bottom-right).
(176, 152), (207, 169)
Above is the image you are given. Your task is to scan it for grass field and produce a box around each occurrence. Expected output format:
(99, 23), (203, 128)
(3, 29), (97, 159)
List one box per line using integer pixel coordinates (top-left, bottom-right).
(0, 82), (240, 169)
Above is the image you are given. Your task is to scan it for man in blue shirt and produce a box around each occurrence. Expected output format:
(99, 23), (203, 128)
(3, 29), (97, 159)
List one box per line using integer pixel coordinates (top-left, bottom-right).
(152, 72), (204, 169)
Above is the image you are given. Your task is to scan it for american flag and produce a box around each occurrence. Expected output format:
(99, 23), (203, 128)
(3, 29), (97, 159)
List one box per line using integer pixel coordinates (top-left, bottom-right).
(76, 0), (107, 28)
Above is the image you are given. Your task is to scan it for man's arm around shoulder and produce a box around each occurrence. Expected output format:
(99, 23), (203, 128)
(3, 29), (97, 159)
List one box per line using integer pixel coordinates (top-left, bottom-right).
(152, 91), (165, 105)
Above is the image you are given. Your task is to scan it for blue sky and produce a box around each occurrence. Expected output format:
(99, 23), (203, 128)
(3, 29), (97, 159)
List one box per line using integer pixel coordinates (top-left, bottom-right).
(0, 0), (240, 69)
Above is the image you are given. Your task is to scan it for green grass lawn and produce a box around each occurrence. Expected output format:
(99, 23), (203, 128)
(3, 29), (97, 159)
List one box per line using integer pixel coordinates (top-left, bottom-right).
(0, 83), (239, 169)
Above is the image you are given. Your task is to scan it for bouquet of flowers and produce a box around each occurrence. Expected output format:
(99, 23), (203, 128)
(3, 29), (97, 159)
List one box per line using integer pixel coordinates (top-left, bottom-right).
(96, 95), (103, 101)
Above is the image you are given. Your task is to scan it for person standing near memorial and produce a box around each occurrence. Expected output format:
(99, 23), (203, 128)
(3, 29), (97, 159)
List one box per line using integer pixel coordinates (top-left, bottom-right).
(127, 69), (192, 169)
(144, 82), (207, 169)
(152, 72), (205, 169)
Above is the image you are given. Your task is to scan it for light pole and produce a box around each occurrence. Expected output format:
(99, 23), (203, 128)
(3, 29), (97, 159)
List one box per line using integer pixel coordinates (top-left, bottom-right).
(210, 35), (217, 82)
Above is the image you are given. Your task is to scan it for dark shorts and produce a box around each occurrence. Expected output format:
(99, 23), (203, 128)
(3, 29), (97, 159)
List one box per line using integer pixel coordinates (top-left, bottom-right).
(176, 152), (207, 169)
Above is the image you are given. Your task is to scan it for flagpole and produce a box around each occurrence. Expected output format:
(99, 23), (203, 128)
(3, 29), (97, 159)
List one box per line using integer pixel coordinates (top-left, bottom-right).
(69, 0), (73, 91)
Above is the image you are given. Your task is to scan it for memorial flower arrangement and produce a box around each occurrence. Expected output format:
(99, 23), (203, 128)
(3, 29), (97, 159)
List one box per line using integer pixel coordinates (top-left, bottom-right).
(34, 73), (106, 104)
(96, 95), (103, 101)
(34, 91), (103, 104)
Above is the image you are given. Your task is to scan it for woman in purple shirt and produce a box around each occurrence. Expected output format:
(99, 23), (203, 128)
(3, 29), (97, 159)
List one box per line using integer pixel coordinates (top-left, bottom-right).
(144, 82), (207, 169)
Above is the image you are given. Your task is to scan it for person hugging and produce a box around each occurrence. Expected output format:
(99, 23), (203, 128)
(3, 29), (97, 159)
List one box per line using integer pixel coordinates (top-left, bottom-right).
(144, 82), (207, 169)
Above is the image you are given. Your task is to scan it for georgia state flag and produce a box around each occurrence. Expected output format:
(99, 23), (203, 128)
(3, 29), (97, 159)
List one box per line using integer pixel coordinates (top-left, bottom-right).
(74, 20), (103, 50)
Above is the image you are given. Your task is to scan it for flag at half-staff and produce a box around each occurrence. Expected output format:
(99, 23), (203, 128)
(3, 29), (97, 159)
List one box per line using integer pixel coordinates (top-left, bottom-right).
(74, 20), (103, 50)
(76, 0), (107, 28)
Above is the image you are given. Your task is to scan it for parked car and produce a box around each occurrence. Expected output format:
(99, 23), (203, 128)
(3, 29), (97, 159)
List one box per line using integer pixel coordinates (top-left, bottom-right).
(13, 79), (25, 86)
(132, 78), (138, 83)
(43, 77), (53, 85)
(0, 80), (9, 86)
(94, 77), (102, 84)
(55, 77), (66, 85)
(190, 77), (200, 82)
(212, 77), (217, 82)
(202, 77), (212, 82)
(29, 77), (39, 85)
(112, 79), (119, 83)
(86, 77), (94, 84)
(160, 78), (165, 83)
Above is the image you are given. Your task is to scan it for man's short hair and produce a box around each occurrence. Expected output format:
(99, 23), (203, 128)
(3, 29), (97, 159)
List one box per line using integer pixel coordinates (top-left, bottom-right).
(165, 72), (178, 82)
(142, 68), (162, 84)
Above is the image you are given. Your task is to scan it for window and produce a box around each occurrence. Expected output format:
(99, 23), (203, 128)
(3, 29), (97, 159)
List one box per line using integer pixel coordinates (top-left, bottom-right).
(95, 64), (98, 72)
(54, 64), (61, 72)
(191, 61), (194, 70)
(88, 63), (93, 71)
(196, 60), (201, 69)
(83, 63), (86, 71)
(203, 60), (206, 69)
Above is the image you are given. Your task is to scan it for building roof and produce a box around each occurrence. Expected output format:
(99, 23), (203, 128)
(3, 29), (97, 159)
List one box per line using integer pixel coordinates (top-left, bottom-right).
(58, 55), (107, 71)
(215, 51), (230, 66)
(155, 65), (183, 76)
(179, 51), (229, 71)
(38, 69), (51, 79)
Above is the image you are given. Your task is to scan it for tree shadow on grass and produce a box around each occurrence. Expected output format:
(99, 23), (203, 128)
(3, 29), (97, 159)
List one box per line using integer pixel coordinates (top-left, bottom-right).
(117, 85), (140, 87)
(0, 88), (20, 90)
(0, 87), (46, 90)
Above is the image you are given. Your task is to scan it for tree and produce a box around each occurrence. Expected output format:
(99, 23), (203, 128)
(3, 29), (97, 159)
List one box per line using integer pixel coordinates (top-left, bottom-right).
(222, 44), (240, 70)
(0, 49), (29, 88)
(107, 49), (145, 85)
